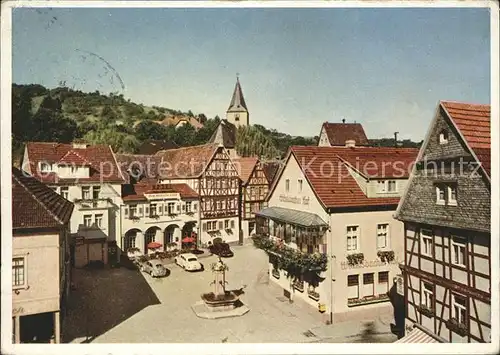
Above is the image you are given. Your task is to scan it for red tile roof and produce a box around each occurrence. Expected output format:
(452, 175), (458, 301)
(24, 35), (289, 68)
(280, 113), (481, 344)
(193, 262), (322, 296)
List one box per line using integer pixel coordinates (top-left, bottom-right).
(233, 157), (258, 185)
(25, 142), (125, 184)
(115, 153), (164, 184)
(154, 143), (220, 179)
(12, 167), (74, 231)
(122, 183), (198, 201)
(289, 146), (419, 208)
(441, 101), (491, 177)
(321, 122), (369, 146)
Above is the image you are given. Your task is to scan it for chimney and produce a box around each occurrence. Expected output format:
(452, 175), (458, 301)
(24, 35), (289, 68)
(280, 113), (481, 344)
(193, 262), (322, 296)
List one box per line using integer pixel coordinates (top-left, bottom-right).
(394, 132), (399, 148)
(342, 118), (346, 124)
(345, 140), (356, 148)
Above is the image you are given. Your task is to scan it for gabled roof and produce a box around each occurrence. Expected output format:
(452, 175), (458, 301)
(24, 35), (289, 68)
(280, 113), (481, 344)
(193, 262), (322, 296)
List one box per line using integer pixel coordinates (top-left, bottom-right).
(272, 146), (418, 209)
(256, 206), (328, 228)
(262, 161), (282, 185)
(154, 143), (220, 179)
(441, 101), (491, 177)
(161, 116), (204, 130)
(320, 122), (369, 146)
(25, 142), (125, 184)
(227, 78), (248, 112)
(12, 167), (74, 231)
(233, 157), (259, 185)
(121, 183), (198, 202)
(115, 153), (164, 184)
(208, 119), (237, 148)
(137, 140), (179, 155)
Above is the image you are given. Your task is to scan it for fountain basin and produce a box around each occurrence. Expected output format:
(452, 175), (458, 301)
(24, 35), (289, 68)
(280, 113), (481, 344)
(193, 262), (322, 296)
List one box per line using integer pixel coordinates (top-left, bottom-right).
(192, 291), (249, 319)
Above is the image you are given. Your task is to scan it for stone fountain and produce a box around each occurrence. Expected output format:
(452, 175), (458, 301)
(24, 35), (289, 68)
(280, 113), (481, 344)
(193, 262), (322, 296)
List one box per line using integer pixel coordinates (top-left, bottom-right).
(191, 257), (249, 319)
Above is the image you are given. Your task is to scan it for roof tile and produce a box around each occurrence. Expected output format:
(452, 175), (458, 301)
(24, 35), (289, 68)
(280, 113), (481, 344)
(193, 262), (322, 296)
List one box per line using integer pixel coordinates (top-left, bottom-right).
(322, 122), (369, 146)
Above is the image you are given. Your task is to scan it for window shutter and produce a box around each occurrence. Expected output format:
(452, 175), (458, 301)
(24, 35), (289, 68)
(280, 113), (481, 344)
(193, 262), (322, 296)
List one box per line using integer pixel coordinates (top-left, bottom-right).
(124, 208), (128, 216)
(193, 203), (197, 211)
(230, 220), (235, 229)
(159, 205), (163, 214)
(202, 222), (207, 231)
(138, 207), (143, 215)
(218, 221), (223, 230)
(176, 204), (180, 212)
(182, 203), (186, 212)
(145, 206), (149, 215)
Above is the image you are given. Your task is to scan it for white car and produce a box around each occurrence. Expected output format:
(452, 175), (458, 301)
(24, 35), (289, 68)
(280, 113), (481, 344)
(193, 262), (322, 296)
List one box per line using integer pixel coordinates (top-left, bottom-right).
(175, 253), (203, 272)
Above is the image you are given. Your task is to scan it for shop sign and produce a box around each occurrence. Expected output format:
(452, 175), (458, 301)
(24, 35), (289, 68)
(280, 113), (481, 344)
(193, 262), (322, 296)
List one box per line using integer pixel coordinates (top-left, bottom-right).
(279, 195), (310, 205)
(340, 257), (400, 270)
(144, 192), (179, 200)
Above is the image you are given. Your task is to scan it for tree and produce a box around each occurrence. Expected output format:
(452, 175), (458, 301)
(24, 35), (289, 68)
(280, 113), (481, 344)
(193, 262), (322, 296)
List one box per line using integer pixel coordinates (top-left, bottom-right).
(198, 113), (207, 124)
(134, 121), (167, 141)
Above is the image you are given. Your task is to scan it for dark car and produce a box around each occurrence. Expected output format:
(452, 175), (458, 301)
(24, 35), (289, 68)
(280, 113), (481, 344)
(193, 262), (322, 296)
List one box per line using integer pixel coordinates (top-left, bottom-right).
(209, 242), (234, 257)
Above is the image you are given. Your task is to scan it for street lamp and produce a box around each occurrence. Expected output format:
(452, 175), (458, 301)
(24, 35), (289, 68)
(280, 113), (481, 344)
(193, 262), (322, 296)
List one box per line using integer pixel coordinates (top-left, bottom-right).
(329, 254), (336, 325)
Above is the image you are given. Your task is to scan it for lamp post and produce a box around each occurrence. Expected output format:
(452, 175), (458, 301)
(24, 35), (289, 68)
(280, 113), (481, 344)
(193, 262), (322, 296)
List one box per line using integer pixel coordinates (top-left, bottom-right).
(329, 255), (336, 324)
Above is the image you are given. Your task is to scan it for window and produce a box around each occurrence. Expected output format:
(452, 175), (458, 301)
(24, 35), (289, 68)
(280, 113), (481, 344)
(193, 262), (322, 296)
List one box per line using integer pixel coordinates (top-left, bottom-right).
(60, 187), (69, 199)
(346, 225), (358, 251)
(448, 185), (457, 206)
(167, 202), (175, 215)
(193, 203), (197, 211)
(70, 166), (77, 174)
(422, 282), (434, 310)
(205, 221), (218, 232)
(230, 220), (235, 229)
(363, 273), (375, 297)
(378, 271), (389, 294)
(186, 201), (192, 213)
(377, 223), (389, 249)
(452, 294), (467, 325)
(218, 221), (224, 229)
(82, 186), (91, 200)
(298, 179), (303, 193)
(378, 180), (397, 193)
(347, 275), (359, 300)
(40, 162), (51, 172)
(452, 236), (466, 267)
(435, 183), (457, 206)
(285, 179), (290, 192)
(83, 214), (92, 227)
(12, 257), (25, 287)
(95, 214), (103, 228)
(92, 186), (100, 199)
(224, 220), (229, 229)
(129, 205), (137, 218)
(123, 235), (136, 250)
(439, 130), (449, 144)
(150, 204), (157, 217)
(421, 229), (433, 256)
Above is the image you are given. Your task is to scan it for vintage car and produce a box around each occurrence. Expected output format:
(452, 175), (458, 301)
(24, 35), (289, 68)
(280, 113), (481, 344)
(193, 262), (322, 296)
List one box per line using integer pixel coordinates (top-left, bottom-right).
(140, 259), (168, 277)
(174, 253), (203, 271)
(209, 242), (234, 257)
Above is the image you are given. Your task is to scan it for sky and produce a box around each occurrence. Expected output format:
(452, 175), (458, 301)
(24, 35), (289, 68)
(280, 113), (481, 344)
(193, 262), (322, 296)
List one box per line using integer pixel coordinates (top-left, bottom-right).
(12, 5), (491, 140)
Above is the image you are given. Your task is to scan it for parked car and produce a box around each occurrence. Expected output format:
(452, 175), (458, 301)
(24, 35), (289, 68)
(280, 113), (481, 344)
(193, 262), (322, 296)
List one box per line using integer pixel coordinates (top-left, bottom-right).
(209, 242), (234, 257)
(140, 259), (168, 277)
(175, 253), (203, 271)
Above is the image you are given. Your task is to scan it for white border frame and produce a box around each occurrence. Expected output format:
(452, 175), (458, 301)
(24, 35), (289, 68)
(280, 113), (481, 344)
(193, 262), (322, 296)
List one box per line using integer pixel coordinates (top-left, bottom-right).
(1, 1), (499, 355)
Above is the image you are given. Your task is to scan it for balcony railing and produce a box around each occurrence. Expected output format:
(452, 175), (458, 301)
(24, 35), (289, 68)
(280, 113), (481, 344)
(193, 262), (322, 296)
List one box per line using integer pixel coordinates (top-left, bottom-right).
(252, 235), (327, 274)
(74, 198), (113, 209)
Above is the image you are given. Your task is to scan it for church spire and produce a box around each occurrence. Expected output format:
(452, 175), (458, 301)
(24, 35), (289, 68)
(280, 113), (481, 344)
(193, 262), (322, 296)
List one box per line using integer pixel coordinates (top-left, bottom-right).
(227, 75), (248, 112)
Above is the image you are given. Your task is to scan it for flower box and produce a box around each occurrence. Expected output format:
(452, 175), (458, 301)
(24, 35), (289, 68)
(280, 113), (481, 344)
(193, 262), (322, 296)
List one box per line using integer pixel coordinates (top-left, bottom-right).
(418, 304), (434, 318)
(377, 250), (395, 263)
(293, 280), (304, 292)
(347, 294), (390, 307)
(272, 269), (280, 279)
(346, 252), (364, 266)
(149, 214), (160, 219)
(446, 318), (468, 337)
(308, 290), (320, 301)
(129, 216), (140, 221)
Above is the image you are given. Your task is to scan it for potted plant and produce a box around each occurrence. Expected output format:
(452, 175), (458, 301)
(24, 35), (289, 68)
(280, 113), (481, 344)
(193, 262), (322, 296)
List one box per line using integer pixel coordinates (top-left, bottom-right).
(129, 215), (140, 221)
(293, 279), (304, 292)
(419, 304), (434, 318)
(150, 214), (160, 219)
(272, 268), (280, 279)
(446, 318), (468, 336)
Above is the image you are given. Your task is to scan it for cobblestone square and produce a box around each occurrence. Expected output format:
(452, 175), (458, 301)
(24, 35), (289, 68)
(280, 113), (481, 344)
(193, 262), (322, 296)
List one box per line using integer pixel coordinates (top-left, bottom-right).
(64, 244), (396, 343)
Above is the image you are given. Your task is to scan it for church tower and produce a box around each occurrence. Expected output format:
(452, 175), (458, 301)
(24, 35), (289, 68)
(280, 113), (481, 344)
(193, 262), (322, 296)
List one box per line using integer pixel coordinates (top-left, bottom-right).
(226, 76), (249, 127)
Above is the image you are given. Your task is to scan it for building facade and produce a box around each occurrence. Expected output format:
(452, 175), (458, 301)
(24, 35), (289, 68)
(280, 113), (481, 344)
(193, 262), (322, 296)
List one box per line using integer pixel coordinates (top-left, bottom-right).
(233, 157), (270, 239)
(22, 142), (125, 267)
(395, 101), (491, 343)
(256, 144), (418, 320)
(12, 167), (74, 343)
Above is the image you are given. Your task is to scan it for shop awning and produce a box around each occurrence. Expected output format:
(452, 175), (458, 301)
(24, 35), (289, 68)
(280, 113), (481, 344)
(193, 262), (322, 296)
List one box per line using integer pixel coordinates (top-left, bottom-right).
(255, 206), (328, 228)
(395, 324), (446, 343)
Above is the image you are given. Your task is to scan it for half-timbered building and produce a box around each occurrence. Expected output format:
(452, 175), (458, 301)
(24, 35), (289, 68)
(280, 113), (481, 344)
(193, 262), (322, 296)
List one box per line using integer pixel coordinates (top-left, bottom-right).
(233, 157), (269, 238)
(155, 143), (241, 245)
(395, 101), (491, 343)
(256, 143), (418, 321)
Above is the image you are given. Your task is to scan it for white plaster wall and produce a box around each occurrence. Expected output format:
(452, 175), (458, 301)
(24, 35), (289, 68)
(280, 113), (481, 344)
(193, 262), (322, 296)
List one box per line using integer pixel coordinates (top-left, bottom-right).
(318, 127), (331, 147)
(12, 233), (61, 316)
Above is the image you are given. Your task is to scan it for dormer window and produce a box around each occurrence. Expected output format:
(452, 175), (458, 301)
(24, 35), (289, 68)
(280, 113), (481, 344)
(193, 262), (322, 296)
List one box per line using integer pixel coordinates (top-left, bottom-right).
(40, 162), (52, 172)
(439, 130), (449, 144)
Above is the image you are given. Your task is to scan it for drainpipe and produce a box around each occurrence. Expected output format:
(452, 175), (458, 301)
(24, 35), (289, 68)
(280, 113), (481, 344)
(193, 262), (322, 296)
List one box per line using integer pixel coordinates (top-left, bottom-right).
(328, 212), (335, 325)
